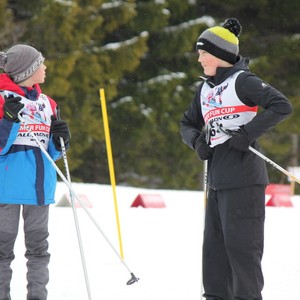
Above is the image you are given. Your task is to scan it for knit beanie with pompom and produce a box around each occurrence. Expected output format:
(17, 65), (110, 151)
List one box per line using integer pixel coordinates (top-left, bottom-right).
(196, 18), (242, 64)
(0, 44), (44, 83)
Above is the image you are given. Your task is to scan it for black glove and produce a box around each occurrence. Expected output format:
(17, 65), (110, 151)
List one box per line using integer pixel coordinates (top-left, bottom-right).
(228, 126), (250, 152)
(50, 115), (70, 150)
(3, 95), (24, 122)
(194, 132), (214, 161)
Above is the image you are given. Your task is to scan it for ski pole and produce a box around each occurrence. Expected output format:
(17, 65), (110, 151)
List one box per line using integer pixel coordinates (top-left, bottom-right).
(247, 145), (300, 184)
(18, 113), (139, 285)
(217, 124), (300, 184)
(200, 160), (208, 300)
(56, 109), (92, 299)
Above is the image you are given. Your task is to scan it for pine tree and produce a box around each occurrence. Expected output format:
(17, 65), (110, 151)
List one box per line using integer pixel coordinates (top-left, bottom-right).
(10, 0), (149, 181)
(193, 0), (300, 186)
(2, 0), (300, 189)
(107, 1), (214, 188)
(0, 0), (24, 49)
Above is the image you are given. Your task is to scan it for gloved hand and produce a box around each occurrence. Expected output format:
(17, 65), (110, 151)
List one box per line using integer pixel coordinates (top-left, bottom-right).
(194, 132), (214, 161)
(228, 126), (250, 152)
(3, 94), (24, 122)
(50, 115), (70, 150)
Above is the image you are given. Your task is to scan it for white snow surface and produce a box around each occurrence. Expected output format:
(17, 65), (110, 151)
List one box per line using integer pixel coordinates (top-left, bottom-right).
(10, 182), (300, 299)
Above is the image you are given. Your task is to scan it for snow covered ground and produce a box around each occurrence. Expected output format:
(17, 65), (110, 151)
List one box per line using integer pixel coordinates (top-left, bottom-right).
(9, 182), (300, 299)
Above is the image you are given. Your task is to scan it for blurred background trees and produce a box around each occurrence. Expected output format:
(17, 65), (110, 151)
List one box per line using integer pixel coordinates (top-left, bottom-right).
(1, 0), (300, 190)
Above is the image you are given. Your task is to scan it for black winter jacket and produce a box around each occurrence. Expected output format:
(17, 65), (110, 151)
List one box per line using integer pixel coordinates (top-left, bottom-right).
(180, 56), (292, 190)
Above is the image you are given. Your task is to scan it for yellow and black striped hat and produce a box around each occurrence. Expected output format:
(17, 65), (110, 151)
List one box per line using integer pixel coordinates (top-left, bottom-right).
(196, 18), (242, 64)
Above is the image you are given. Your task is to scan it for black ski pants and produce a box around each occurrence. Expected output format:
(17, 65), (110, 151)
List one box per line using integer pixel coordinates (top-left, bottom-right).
(203, 185), (265, 300)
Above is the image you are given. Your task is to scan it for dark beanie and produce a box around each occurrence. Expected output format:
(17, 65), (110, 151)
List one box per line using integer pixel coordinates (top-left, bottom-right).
(196, 18), (242, 64)
(0, 44), (45, 83)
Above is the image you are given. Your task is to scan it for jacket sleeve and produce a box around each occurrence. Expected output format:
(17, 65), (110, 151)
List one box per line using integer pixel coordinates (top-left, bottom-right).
(180, 85), (205, 149)
(0, 94), (4, 119)
(47, 139), (64, 161)
(0, 119), (21, 155)
(236, 72), (293, 142)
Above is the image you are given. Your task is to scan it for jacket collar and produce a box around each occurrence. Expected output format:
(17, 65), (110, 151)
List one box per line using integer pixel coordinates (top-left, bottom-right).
(201, 56), (250, 87)
(0, 73), (42, 99)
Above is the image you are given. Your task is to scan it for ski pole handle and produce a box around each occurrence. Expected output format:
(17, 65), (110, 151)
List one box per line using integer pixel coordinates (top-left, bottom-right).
(56, 107), (71, 182)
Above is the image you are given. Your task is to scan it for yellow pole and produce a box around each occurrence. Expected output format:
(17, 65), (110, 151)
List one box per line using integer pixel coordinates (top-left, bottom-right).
(99, 88), (124, 259)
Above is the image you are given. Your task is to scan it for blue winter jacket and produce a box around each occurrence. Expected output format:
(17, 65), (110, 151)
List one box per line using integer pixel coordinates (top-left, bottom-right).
(0, 74), (64, 205)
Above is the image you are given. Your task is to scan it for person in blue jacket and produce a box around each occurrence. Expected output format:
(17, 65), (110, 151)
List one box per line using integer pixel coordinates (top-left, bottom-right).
(180, 19), (292, 300)
(0, 44), (70, 300)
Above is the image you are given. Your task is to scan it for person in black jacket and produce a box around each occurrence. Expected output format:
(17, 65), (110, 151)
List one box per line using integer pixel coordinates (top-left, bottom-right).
(180, 18), (292, 300)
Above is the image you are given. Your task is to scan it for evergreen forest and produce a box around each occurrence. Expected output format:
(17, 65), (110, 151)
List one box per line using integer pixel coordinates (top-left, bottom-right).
(1, 0), (300, 190)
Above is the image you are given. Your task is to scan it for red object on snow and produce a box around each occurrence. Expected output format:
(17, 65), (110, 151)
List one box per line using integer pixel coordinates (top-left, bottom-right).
(57, 193), (93, 208)
(265, 184), (293, 207)
(131, 193), (166, 208)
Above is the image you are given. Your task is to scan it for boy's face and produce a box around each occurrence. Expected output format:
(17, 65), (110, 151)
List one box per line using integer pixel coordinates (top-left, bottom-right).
(197, 50), (221, 77)
(30, 63), (47, 85)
